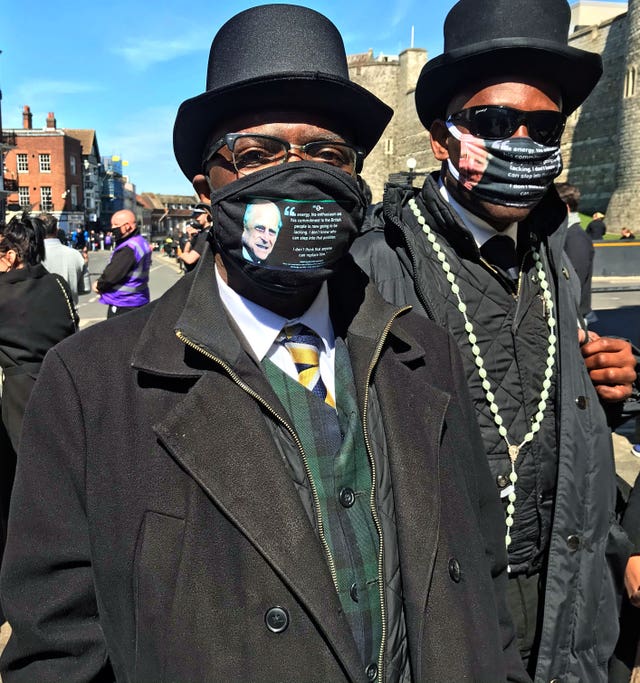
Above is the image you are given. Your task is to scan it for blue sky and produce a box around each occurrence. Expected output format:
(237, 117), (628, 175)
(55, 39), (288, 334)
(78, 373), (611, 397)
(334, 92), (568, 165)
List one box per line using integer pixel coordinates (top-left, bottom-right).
(0, 0), (621, 196)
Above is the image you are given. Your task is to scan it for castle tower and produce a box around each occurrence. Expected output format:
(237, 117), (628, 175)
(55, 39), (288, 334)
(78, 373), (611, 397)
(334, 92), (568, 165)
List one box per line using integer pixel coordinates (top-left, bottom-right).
(606, 0), (640, 231)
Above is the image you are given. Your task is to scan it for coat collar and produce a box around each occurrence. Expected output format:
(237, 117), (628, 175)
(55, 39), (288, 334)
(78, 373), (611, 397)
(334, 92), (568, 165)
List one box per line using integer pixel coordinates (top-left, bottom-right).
(398, 172), (569, 265)
(0, 263), (49, 285)
(131, 245), (424, 379)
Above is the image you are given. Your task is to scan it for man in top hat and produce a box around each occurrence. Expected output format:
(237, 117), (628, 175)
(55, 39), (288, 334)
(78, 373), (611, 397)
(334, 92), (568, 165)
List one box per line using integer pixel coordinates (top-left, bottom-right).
(178, 203), (211, 272)
(352, 0), (638, 680)
(0, 5), (527, 682)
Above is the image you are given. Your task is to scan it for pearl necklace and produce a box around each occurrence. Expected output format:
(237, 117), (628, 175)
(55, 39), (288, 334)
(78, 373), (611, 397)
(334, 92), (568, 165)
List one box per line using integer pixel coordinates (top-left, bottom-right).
(408, 197), (557, 551)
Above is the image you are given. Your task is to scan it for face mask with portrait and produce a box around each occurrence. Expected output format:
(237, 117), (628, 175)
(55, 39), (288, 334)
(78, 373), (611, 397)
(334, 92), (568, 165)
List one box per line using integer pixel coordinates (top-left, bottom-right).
(446, 122), (563, 209)
(208, 161), (366, 294)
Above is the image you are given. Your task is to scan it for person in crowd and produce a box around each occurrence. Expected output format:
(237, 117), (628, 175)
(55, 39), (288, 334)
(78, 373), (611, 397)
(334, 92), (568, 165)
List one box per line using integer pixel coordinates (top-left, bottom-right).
(72, 227), (86, 250)
(621, 227), (636, 240)
(555, 183), (595, 322)
(352, 0), (638, 680)
(0, 6), (528, 682)
(0, 214), (78, 622)
(39, 212), (85, 305)
(587, 211), (607, 240)
(178, 204), (211, 272)
(91, 209), (152, 318)
(104, 230), (113, 251)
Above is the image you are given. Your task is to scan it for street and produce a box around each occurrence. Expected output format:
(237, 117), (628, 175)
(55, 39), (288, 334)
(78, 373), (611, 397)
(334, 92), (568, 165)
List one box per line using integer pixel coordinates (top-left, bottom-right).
(77, 248), (182, 328)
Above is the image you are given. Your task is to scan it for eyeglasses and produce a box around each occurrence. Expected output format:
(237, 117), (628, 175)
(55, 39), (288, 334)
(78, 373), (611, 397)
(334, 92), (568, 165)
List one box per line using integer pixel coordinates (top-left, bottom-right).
(447, 106), (567, 146)
(202, 133), (364, 176)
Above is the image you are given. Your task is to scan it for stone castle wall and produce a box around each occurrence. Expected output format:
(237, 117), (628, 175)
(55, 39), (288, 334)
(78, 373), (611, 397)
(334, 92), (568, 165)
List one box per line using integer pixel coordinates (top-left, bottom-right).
(349, 49), (434, 203)
(564, 15), (628, 219)
(606, 0), (640, 230)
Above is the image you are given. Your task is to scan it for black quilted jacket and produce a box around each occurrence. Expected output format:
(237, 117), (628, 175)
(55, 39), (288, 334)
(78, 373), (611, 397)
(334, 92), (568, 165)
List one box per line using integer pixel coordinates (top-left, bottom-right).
(352, 173), (631, 683)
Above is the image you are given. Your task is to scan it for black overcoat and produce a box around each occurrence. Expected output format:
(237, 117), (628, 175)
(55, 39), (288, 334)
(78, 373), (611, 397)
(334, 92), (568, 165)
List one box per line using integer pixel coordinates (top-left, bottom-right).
(0, 250), (527, 682)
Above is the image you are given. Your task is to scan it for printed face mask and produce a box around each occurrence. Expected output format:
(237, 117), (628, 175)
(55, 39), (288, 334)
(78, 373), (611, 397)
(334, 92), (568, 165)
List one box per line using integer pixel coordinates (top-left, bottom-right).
(208, 161), (366, 294)
(446, 122), (563, 209)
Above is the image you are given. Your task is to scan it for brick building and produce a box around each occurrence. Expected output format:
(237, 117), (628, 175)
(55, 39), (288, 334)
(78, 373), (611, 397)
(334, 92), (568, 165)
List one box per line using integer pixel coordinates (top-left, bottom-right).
(3, 106), (86, 233)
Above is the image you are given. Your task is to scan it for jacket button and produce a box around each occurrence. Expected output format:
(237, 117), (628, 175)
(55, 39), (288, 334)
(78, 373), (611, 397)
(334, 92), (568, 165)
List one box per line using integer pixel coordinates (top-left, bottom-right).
(350, 582), (359, 603)
(448, 558), (462, 583)
(366, 663), (378, 681)
(566, 535), (581, 552)
(339, 487), (355, 508)
(265, 606), (289, 633)
(575, 396), (587, 410)
(496, 473), (510, 488)
(562, 267), (570, 280)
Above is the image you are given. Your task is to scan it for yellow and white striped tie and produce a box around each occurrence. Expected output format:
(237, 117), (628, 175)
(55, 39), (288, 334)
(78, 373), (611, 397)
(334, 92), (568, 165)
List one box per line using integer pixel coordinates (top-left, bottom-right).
(278, 324), (336, 408)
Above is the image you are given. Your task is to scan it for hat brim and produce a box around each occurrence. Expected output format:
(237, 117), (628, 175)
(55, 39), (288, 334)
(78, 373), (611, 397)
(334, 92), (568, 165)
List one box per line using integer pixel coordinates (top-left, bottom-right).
(173, 73), (393, 182)
(415, 39), (603, 129)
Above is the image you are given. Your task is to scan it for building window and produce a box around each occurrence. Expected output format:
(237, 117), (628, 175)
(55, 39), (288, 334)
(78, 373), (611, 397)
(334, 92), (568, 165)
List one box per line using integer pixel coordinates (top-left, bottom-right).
(18, 187), (30, 207)
(71, 185), (78, 207)
(383, 138), (394, 156)
(39, 154), (51, 173)
(41, 186), (53, 211)
(624, 66), (637, 98)
(17, 154), (28, 173)
(70, 156), (77, 175)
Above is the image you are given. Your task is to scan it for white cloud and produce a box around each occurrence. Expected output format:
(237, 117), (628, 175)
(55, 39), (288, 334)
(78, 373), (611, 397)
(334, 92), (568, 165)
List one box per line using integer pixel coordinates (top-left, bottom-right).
(391, 0), (414, 28)
(112, 32), (209, 71)
(17, 80), (101, 102)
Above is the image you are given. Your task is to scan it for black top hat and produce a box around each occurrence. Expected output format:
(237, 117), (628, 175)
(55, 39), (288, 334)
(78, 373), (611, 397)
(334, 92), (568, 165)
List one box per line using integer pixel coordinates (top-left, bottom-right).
(173, 4), (393, 182)
(415, 0), (603, 129)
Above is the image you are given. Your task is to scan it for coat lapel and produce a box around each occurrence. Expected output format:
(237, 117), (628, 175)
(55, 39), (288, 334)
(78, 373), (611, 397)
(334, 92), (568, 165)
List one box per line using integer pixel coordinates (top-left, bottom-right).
(153, 362), (364, 681)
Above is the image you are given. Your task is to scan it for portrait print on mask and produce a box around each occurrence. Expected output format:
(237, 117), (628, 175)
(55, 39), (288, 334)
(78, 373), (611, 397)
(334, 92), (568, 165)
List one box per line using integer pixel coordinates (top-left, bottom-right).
(447, 123), (563, 208)
(241, 200), (282, 264)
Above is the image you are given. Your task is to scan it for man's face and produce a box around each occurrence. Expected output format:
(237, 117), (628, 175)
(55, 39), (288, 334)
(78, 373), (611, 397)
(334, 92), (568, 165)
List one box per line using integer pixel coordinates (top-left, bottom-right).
(242, 203), (281, 262)
(429, 79), (562, 230)
(194, 212), (209, 229)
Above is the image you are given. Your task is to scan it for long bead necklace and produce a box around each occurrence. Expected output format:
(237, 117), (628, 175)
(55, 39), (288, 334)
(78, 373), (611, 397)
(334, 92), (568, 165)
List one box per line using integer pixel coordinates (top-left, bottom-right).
(408, 197), (557, 551)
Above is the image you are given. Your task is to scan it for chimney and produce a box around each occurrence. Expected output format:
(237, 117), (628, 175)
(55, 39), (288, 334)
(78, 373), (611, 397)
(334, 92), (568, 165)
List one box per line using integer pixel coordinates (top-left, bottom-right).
(46, 112), (56, 129)
(22, 105), (32, 130)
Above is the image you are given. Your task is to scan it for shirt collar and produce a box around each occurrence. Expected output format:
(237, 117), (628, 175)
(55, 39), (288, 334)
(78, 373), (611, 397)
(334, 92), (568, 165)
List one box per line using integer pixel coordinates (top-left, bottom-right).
(215, 266), (333, 362)
(438, 179), (518, 249)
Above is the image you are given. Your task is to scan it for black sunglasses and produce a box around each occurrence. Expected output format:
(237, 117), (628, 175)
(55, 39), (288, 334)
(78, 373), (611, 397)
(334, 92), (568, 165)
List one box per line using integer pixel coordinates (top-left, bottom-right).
(447, 106), (567, 146)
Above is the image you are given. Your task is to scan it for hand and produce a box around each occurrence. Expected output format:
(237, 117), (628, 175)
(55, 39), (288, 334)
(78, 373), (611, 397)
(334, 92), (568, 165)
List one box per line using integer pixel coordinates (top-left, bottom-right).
(578, 329), (637, 402)
(625, 555), (640, 607)
(91, 280), (99, 294)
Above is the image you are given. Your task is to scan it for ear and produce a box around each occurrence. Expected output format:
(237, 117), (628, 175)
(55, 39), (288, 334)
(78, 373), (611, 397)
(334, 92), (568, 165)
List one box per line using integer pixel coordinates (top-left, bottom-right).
(430, 120), (450, 162)
(192, 174), (211, 202)
(4, 249), (18, 269)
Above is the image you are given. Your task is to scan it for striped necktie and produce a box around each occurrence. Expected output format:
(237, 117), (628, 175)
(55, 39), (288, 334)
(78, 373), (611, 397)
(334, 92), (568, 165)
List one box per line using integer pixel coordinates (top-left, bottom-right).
(278, 324), (336, 408)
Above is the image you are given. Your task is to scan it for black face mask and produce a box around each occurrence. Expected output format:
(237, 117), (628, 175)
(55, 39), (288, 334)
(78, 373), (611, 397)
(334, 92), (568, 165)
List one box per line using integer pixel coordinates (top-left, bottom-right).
(208, 162), (366, 295)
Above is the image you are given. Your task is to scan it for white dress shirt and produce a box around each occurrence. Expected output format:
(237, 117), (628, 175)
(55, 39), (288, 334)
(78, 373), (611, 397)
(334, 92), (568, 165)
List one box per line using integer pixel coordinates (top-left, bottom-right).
(215, 267), (336, 399)
(439, 181), (518, 250)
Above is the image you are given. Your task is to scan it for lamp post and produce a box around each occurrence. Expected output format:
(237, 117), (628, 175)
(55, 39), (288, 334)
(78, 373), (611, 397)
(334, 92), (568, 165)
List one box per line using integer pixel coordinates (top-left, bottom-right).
(406, 157), (417, 186)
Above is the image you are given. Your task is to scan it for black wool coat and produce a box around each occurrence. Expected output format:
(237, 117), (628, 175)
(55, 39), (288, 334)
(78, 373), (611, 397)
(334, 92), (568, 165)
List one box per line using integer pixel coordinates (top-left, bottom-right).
(1, 249), (528, 683)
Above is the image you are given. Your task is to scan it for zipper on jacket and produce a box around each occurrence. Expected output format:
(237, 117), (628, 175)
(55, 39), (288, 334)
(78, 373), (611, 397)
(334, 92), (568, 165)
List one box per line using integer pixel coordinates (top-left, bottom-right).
(361, 305), (411, 683)
(175, 329), (340, 593)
